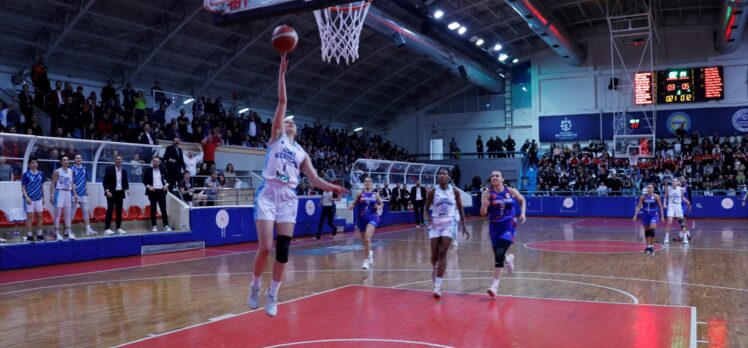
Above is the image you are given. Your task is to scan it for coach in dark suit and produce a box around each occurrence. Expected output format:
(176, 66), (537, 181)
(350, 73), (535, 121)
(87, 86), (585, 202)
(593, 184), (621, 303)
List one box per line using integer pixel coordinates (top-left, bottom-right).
(410, 181), (427, 227)
(103, 155), (129, 234)
(143, 156), (170, 231)
(163, 138), (185, 188)
(18, 84), (34, 119)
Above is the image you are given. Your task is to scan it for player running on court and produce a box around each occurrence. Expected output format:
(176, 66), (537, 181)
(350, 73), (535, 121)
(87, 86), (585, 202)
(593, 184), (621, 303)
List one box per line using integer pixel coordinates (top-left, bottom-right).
(424, 168), (469, 298)
(633, 183), (665, 254)
(247, 54), (346, 317)
(349, 176), (382, 270)
(480, 170), (526, 298)
(664, 179), (691, 244)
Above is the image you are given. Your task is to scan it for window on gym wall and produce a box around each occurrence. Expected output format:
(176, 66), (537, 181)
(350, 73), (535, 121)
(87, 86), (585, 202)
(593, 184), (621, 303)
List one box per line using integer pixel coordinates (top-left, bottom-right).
(430, 139), (444, 160)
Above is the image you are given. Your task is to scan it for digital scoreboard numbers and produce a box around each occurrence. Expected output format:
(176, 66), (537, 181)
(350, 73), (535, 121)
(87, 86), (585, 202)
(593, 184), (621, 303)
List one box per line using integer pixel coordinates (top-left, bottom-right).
(655, 66), (724, 104)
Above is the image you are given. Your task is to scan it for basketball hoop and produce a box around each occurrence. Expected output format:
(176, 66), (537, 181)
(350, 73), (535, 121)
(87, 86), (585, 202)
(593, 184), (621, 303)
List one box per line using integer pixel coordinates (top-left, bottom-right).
(313, 1), (372, 65)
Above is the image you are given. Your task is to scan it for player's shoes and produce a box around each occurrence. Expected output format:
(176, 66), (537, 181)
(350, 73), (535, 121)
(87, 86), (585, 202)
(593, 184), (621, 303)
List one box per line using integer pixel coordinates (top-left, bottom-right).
(487, 286), (497, 298)
(362, 259), (369, 270)
(505, 254), (515, 274)
(265, 290), (278, 317)
(432, 287), (441, 298)
(247, 286), (260, 309)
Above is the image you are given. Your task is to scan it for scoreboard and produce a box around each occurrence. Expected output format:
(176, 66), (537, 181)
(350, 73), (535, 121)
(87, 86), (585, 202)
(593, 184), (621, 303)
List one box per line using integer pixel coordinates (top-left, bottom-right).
(633, 66), (724, 105)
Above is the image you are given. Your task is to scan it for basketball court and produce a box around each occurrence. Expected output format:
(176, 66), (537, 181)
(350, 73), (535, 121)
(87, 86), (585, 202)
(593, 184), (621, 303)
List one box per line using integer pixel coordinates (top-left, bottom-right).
(2, 217), (746, 347)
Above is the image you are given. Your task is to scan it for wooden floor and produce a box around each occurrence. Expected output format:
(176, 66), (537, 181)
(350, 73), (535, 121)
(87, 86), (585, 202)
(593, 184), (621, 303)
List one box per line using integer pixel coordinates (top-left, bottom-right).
(1, 217), (747, 347)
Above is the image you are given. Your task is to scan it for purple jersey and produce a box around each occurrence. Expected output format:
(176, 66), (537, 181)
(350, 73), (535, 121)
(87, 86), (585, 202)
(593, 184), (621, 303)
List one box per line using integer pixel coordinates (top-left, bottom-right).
(357, 191), (378, 217)
(488, 187), (515, 223)
(642, 194), (659, 212)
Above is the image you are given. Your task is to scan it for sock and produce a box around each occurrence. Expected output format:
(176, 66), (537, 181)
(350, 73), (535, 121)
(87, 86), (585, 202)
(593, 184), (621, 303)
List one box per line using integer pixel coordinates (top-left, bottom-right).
(434, 277), (443, 288)
(36, 229), (42, 236)
(86, 224), (91, 230)
(251, 276), (262, 289)
(269, 280), (282, 296)
(491, 279), (500, 289)
(679, 231), (684, 238)
(665, 232), (669, 240)
(686, 230), (691, 237)
(27, 232), (33, 237)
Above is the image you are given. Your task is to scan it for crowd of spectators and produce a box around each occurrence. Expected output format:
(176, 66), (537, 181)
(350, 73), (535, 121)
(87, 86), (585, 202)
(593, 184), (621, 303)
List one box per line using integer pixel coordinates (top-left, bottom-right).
(532, 133), (748, 196)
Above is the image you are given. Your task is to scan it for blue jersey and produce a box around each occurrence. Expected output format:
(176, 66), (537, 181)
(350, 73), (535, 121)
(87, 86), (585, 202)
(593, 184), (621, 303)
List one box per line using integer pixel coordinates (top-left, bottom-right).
(22, 170), (45, 201)
(488, 187), (515, 223)
(72, 165), (87, 196)
(356, 191), (378, 217)
(642, 194), (659, 212)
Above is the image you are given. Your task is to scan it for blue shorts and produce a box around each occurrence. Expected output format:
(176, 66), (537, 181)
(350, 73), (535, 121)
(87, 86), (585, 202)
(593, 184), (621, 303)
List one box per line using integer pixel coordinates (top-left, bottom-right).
(681, 203), (689, 217)
(357, 214), (379, 232)
(640, 211), (659, 226)
(489, 219), (516, 248)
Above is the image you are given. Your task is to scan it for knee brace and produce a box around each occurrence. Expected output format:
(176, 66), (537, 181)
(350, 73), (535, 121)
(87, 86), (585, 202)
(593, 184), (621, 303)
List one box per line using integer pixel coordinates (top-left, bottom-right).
(275, 235), (292, 263)
(678, 218), (685, 229)
(493, 245), (508, 268)
(645, 228), (655, 238)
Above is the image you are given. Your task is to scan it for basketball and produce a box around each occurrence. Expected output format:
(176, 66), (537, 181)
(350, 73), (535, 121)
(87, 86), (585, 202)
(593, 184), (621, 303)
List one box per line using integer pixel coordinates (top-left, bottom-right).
(271, 25), (298, 54)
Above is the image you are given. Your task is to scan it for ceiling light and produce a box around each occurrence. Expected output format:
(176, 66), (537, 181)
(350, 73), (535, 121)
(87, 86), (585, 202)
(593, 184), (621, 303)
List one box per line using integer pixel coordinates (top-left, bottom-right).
(448, 22), (460, 30)
(182, 98), (194, 105)
(238, 107), (249, 113)
(499, 73), (505, 78)
(498, 54), (509, 62)
(512, 58), (519, 63)
(476, 39), (484, 46)
(354, 127), (363, 132)
(434, 10), (444, 19)
(493, 44), (502, 51)
(521, 86), (527, 92)
(457, 26), (467, 35)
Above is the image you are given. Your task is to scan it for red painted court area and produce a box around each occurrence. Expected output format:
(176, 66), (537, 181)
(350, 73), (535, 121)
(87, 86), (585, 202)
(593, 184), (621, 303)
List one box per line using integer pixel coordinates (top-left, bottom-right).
(526, 240), (666, 253)
(122, 285), (694, 348)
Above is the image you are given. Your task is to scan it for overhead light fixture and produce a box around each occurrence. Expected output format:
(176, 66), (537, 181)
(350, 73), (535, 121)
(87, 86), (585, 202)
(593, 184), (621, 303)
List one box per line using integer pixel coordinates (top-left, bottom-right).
(512, 58), (519, 63)
(354, 127), (363, 132)
(521, 86), (527, 92)
(457, 26), (467, 35)
(498, 53), (509, 62)
(182, 98), (194, 105)
(286, 115), (295, 120)
(238, 107), (249, 113)
(434, 10), (444, 19)
(448, 22), (460, 30)
(476, 39), (484, 46)
(493, 44), (502, 51)
(499, 73), (505, 78)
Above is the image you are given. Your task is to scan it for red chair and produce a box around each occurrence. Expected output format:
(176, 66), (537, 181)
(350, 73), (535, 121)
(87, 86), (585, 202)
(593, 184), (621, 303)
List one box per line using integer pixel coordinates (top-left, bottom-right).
(144, 205), (161, 219)
(128, 206), (144, 220)
(121, 208), (134, 221)
(42, 210), (53, 225)
(73, 207), (84, 223)
(0, 210), (15, 227)
(92, 206), (107, 222)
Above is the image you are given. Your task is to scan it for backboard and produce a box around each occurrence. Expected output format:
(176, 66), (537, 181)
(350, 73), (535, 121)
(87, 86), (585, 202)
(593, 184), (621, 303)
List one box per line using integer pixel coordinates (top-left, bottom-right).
(205, 0), (360, 26)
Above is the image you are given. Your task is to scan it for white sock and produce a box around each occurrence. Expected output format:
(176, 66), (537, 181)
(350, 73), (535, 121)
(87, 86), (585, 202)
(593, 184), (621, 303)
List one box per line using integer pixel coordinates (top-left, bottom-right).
(269, 280), (282, 296)
(434, 277), (443, 288)
(251, 276), (261, 289)
(36, 230), (43, 236)
(679, 231), (684, 238)
(491, 279), (500, 289)
(86, 224), (91, 230)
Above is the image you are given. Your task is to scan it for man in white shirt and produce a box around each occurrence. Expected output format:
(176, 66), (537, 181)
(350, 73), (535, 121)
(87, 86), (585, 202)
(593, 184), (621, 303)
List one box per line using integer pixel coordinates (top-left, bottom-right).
(143, 156), (171, 232)
(183, 151), (203, 176)
(315, 189), (340, 240)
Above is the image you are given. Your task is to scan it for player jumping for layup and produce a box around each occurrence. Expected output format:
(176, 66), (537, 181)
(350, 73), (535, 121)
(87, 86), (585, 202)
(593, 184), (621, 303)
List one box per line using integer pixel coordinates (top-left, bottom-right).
(424, 168), (469, 298)
(480, 171), (526, 298)
(248, 54), (346, 317)
(633, 183), (665, 254)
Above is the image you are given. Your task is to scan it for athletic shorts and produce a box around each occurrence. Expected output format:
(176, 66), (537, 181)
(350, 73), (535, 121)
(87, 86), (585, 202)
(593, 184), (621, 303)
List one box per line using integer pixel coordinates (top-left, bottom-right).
(640, 211), (659, 226)
(357, 214), (379, 232)
(489, 219), (516, 248)
(429, 217), (457, 239)
(254, 181), (298, 223)
(53, 190), (73, 209)
(76, 195), (88, 204)
(667, 204), (684, 218)
(24, 199), (43, 213)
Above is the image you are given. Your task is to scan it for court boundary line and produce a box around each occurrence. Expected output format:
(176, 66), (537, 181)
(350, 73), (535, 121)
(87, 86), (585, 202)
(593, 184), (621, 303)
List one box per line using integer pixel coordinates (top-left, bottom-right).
(265, 338), (453, 348)
(116, 284), (355, 347)
(524, 239), (665, 254)
(691, 306), (697, 348)
(0, 224), (423, 286)
(390, 276), (640, 304)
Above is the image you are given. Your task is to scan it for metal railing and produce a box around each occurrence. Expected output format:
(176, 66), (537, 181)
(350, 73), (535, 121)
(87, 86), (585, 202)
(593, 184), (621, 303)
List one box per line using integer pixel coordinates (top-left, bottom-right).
(412, 151), (526, 161)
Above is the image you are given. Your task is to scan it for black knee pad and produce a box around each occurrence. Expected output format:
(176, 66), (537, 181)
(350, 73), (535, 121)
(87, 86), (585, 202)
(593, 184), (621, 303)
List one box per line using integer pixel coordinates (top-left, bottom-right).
(645, 228), (655, 238)
(493, 246), (508, 268)
(275, 235), (292, 263)
(678, 218), (685, 228)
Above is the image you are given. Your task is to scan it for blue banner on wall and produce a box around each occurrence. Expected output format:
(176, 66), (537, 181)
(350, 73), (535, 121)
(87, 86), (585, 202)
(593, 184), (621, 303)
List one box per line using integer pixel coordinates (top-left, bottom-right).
(540, 105), (748, 142)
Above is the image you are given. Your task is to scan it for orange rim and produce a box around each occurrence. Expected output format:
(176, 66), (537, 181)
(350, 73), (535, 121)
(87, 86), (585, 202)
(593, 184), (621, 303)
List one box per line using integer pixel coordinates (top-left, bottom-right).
(328, 0), (371, 12)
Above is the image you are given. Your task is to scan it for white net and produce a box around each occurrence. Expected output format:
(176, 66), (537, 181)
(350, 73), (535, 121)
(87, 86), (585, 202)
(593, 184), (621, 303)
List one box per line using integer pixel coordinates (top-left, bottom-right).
(313, 1), (371, 65)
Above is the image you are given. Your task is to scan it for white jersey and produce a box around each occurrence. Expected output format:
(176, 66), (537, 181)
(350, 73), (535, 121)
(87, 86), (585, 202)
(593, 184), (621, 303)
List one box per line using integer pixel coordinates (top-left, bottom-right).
(433, 184), (457, 220)
(261, 133), (308, 189)
(668, 186), (684, 205)
(55, 167), (74, 191)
